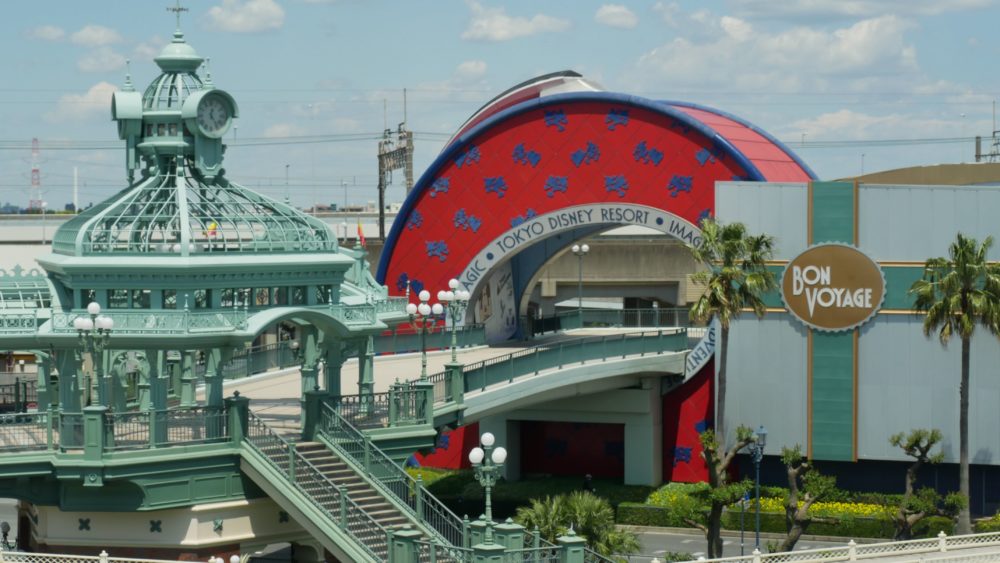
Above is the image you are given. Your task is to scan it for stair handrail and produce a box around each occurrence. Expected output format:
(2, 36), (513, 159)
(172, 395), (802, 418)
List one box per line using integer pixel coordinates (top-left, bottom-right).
(318, 402), (465, 547)
(244, 410), (388, 560)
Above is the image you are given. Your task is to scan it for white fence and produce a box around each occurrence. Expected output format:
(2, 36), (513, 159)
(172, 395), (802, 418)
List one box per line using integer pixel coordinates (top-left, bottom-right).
(681, 531), (1000, 563)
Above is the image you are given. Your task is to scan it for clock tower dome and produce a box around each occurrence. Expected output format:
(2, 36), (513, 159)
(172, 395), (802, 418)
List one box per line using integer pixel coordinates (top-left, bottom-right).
(112, 19), (238, 184)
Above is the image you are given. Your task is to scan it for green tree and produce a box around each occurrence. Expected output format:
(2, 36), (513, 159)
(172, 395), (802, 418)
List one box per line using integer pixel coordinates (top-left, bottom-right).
(886, 429), (966, 540)
(514, 492), (640, 559)
(688, 219), (777, 441)
(776, 446), (837, 552)
(910, 233), (1000, 533)
(697, 426), (754, 558)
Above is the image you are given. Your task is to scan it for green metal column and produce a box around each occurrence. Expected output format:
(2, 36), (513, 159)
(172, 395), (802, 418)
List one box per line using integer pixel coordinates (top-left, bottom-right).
(299, 327), (320, 424)
(556, 531), (586, 563)
(35, 353), (52, 410)
(180, 351), (196, 407)
(110, 353), (128, 412)
(204, 348), (224, 408)
(57, 352), (83, 414)
(225, 391), (250, 445)
(323, 343), (343, 401)
(148, 350), (168, 447)
(358, 335), (375, 400)
(137, 352), (151, 411)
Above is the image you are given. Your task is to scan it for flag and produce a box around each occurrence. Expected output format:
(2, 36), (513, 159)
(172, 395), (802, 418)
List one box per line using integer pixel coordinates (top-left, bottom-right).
(357, 218), (366, 247)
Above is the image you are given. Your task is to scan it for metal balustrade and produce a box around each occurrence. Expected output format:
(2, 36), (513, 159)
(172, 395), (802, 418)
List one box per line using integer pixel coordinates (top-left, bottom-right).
(413, 540), (475, 562)
(244, 410), (388, 561)
(0, 549), (201, 563)
(687, 531), (1000, 563)
(532, 307), (692, 334)
(0, 411), (52, 452)
(318, 403), (465, 547)
(426, 329), (687, 403)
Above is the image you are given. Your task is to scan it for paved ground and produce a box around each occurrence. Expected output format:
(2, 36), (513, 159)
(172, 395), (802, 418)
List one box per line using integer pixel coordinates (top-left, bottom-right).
(633, 528), (854, 561)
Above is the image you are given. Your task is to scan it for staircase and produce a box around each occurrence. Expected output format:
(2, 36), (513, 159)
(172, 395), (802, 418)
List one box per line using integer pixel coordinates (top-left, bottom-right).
(294, 442), (412, 531)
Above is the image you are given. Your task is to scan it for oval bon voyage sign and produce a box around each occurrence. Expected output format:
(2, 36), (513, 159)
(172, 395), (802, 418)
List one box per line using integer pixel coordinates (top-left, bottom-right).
(781, 243), (886, 332)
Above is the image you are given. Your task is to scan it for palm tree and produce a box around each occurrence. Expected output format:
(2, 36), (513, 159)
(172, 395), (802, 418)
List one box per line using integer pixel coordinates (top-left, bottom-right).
(688, 218), (777, 442)
(910, 233), (1000, 534)
(514, 492), (640, 559)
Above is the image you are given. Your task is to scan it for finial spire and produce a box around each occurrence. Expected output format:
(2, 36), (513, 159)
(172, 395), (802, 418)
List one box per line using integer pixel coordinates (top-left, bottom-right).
(203, 57), (213, 86)
(167, 0), (189, 32)
(123, 59), (134, 92)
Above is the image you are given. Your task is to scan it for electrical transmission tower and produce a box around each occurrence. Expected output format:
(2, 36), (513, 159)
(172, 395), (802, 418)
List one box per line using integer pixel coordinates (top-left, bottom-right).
(376, 92), (414, 240)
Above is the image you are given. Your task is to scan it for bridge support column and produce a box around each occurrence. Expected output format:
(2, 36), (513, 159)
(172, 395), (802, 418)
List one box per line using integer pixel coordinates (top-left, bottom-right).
(323, 344), (343, 402)
(204, 348), (231, 439)
(35, 353), (52, 411)
(358, 335), (375, 405)
(82, 405), (107, 468)
(148, 350), (168, 447)
(301, 387), (325, 442)
(110, 353), (128, 412)
(299, 327), (320, 425)
(56, 352), (84, 448)
(180, 351), (196, 407)
(137, 352), (151, 411)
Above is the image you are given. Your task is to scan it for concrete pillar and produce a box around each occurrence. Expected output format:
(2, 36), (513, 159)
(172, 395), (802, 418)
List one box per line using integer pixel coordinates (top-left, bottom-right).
(623, 378), (662, 486)
(301, 388), (325, 442)
(478, 416), (521, 481)
(388, 527), (422, 562)
(557, 531), (586, 563)
(225, 391), (250, 444)
(493, 519), (526, 551)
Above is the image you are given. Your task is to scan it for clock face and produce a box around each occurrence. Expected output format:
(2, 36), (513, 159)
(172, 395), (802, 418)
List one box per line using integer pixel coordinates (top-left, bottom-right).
(196, 95), (231, 137)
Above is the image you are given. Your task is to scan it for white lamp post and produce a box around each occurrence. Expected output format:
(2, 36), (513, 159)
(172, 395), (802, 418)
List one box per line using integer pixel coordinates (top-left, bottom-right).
(469, 431), (507, 544)
(571, 243), (590, 323)
(438, 279), (471, 363)
(73, 301), (114, 406)
(406, 288), (443, 381)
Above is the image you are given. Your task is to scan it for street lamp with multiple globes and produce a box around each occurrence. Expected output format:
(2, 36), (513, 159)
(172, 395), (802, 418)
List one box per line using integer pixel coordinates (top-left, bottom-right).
(468, 431), (507, 545)
(437, 279), (471, 363)
(571, 243), (589, 322)
(72, 302), (114, 406)
(748, 425), (768, 551)
(406, 289), (443, 381)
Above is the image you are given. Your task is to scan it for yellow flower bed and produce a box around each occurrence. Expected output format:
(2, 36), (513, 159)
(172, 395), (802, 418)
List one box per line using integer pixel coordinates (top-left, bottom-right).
(751, 497), (890, 519)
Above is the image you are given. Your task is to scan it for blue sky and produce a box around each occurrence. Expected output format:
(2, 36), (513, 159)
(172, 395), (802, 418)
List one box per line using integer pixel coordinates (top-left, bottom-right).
(2, 0), (999, 210)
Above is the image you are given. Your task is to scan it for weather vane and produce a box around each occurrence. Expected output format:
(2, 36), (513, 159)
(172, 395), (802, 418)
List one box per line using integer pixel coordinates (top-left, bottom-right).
(167, 1), (189, 30)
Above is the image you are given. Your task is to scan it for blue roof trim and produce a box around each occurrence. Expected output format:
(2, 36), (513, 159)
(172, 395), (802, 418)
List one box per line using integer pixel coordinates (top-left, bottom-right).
(377, 91), (779, 283)
(662, 99), (819, 180)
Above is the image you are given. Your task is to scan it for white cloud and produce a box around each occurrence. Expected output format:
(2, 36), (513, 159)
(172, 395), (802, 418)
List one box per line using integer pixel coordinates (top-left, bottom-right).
(45, 82), (117, 123)
(732, 0), (995, 20)
(455, 60), (488, 79)
(262, 123), (304, 138)
(595, 4), (638, 28)
(27, 25), (65, 41)
(462, 1), (570, 41)
(70, 25), (123, 47)
(630, 14), (919, 94)
(786, 109), (964, 141)
(133, 36), (168, 62)
(77, 47), (127, 73)
(207, 0), (285, 33)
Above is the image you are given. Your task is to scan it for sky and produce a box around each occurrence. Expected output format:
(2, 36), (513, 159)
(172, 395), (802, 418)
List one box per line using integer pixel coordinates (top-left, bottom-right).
(2, 0), (999, 211)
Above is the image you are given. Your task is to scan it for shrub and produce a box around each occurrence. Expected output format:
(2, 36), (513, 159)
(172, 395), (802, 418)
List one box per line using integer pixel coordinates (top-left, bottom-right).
(975, 514), (1000, 533)
(618, 502), (707, 528)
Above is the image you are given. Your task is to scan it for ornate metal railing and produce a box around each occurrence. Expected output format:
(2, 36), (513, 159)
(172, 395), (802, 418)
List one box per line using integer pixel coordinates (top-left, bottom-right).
(0, 549), (202, 563)
(375, 296), (411, 316)
(318, 403), (464, 547)
(412, 540), (475, 562)
(0, 411), (52, 452)
(104, 407), (228, 452)
(0, 312), (39, 333)
(687, 531), (1000, 563)
(328, 303), (377, 325)
(50, 309), (248, 335)
(245, 410), (388, 561)
(532, 307), (692, 334)
(335, 382), (430, 430)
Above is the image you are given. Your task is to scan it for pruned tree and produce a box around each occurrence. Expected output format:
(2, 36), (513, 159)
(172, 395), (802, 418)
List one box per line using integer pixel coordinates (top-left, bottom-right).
(776, 446), (836, 552)
(888, 429), (967, 540)
(693, 426), (755, 558)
